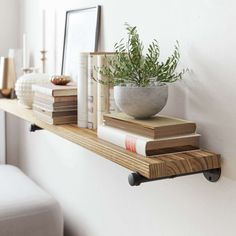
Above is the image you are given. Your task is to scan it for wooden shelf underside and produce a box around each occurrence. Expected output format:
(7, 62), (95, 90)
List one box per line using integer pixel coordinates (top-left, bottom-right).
(0, 99), (221, 180)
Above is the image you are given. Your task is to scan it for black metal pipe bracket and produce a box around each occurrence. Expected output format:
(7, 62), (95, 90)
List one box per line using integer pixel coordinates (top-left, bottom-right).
(128, 168), (221, 186)
(29, 124), (43, 132)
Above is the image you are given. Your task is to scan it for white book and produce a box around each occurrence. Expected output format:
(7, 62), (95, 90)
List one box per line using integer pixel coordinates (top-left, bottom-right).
(33, 102), (77, 112)
(97, 55), (110, 126)
(32, 83), (77, 96)
(98, 125), (200, 156)
(34, 111), (77, 125)
(87, 54), (97, 130)
(77, 52), (88, 128)
(109, 87), (120, 113)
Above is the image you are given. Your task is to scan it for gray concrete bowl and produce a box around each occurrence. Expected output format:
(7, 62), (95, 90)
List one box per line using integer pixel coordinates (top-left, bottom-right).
(114, 85), (168, 119)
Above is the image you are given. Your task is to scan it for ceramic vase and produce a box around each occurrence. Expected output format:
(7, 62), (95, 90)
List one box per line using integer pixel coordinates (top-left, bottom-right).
(15, 73), (50, 108)
(114, 85), (168, 119)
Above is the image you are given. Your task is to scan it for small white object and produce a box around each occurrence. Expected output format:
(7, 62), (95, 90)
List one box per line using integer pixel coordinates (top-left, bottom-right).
(15, 73), (50, 108)
(0, 165), (63, 236)
(77, 52), (88, 128)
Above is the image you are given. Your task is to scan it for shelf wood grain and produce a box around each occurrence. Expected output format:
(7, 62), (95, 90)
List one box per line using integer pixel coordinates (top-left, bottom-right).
(0, 99), (221, 179)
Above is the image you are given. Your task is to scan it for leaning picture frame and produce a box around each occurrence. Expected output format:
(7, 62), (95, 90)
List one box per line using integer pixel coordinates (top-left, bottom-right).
(61, 6), (101, 81)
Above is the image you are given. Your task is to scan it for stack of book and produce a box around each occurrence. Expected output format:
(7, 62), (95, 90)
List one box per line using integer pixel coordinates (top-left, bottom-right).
(32, 83), (77, 125)
(98, 113), (200, 157)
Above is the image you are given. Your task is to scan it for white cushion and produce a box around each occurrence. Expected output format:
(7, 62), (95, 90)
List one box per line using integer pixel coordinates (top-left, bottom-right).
(0, 165), (63, 236)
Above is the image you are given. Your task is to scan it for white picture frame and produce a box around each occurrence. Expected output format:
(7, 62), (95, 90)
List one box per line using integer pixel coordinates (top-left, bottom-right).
(61, 6), (101, 81)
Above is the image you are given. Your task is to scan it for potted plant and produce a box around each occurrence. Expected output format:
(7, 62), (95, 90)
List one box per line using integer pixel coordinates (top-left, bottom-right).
(98, 23), (187, 119)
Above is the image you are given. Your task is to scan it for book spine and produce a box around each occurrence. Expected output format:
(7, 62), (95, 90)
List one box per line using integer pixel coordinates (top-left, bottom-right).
(32, 84), (52, 96)
(34, 92), (54, 102)
(97, 125), (147, 156)
(87, 54), (97, 130)
(77, 53), (88, 128)
(109, 86), (120, 113)
(97, 55), (109, 126)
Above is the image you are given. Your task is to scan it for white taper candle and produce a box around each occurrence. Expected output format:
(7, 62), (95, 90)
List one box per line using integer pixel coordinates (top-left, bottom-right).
(42, 10), (46, 50)
(23, 33), (27, 68)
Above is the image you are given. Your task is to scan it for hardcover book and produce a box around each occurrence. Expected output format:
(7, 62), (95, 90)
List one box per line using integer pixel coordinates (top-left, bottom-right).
(87, 53), (98, 130)
(103, 113), (196, 139)
(97, 55), (110, 126)
(33, 105), (77, 118)
(33, 102), (77, 112)
(34, 97), (77, 107)
(34, 111), (77, 125)
(98, 125), (200, 156)
(77, 53), (88, 128)
(34, 92), (77, 103)
(87, 52), (118, 129)
(109, 87), (120, 113)
(32, 83), (77, 97)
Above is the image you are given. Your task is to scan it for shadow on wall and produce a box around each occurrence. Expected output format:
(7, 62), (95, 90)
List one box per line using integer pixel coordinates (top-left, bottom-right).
(182, 47), (236, 181)
(160, 81), (187, 119)
(6, 113), (21, 166)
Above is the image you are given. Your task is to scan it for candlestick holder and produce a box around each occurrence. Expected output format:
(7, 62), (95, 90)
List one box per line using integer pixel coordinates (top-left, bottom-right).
(40, 50), (47, 73)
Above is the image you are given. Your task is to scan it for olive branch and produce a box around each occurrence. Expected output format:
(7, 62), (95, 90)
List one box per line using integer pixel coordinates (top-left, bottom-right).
(98, 23), (188, 87)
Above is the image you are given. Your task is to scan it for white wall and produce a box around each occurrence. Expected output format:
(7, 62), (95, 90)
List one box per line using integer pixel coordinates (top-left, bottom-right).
(0, 0), (20, 56)
(6, 0), (236, 236)
(0, 111), (5, 164)
(0, 0), (20, 164)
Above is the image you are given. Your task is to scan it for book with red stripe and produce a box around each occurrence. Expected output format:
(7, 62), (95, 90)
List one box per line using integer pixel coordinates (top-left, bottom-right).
(97, 125), (200, 156)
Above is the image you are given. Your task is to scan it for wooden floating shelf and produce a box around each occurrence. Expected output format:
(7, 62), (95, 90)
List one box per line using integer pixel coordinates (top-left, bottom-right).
(0, 99), (221, 184)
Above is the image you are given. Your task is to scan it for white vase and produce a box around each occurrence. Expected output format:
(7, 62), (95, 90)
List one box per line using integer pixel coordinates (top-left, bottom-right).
(15, 73), (50, 108)
(114, 85), (168, 119)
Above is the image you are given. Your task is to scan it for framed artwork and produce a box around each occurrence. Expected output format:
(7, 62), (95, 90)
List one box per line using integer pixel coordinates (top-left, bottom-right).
(61, 6), (101, 81)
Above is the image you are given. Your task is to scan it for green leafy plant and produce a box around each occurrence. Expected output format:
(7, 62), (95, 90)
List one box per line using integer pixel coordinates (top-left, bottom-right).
(98, 23), (187, 87)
